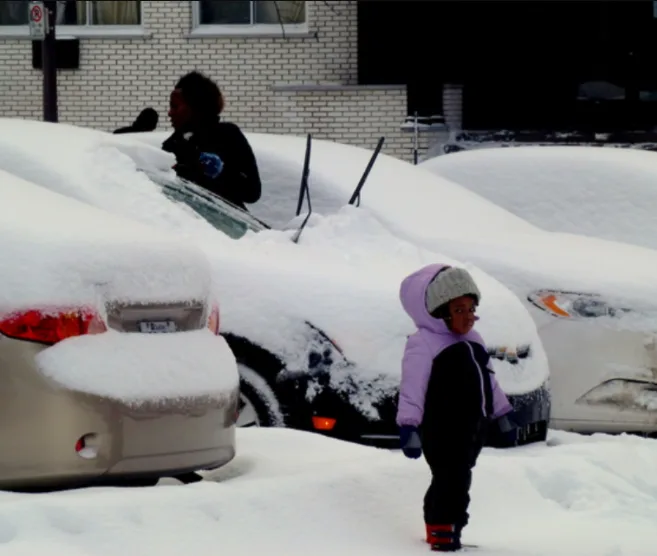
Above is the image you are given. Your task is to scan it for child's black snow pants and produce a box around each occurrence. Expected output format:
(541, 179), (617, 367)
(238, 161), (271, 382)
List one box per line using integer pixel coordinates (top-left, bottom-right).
(421, 419), (488, 531)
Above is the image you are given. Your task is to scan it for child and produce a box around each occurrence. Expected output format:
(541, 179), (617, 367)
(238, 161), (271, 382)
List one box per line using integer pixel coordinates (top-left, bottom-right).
(396, 263), (515, 552)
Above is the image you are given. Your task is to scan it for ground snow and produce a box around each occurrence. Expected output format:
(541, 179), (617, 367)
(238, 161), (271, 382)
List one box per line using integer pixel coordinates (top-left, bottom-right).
(0, 429), (655, 555)
(419, 146), (657, 253)
(36, 331), (238, 403)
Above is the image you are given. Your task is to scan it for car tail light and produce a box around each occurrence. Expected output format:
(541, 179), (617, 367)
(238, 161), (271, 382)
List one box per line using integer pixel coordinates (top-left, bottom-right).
(207, 303), (220, 335)
(312, 416), (336, 431)
(0, 308), (107, 345)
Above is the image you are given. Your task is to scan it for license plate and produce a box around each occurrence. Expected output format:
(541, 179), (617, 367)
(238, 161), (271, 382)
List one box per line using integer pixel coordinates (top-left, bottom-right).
(138, 320), (177, 334)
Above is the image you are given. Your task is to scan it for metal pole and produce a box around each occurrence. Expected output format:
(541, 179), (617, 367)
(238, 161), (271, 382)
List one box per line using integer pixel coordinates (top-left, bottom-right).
(413, 111), (419, 165)
(42, 0), (58, 122)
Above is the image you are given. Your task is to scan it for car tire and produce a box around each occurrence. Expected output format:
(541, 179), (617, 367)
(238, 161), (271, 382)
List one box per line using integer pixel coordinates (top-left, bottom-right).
(237, 363), (285, 428)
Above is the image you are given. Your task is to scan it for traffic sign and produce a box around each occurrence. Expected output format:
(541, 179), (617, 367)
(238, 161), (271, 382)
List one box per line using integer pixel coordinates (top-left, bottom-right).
(28, 1), (46, 40)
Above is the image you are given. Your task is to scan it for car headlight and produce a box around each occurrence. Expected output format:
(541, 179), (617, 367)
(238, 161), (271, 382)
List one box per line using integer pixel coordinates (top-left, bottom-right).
(577, 379), (657, 411)
(528, 290), (627, 319)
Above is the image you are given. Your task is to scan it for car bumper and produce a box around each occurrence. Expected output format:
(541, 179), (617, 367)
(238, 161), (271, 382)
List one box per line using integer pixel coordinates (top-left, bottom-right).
(280, 371), (551, 449)
(488, 382), (552, 447)
(0, 338), (238, 491)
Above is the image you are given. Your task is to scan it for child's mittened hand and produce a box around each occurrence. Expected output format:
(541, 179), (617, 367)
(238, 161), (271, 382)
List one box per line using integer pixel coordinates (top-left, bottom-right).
(399, 425), (422, 459)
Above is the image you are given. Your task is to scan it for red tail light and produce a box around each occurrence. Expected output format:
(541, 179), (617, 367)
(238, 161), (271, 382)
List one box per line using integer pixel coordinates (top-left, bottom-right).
(207, 303), (220, 335)
(0, 308), (107, 345)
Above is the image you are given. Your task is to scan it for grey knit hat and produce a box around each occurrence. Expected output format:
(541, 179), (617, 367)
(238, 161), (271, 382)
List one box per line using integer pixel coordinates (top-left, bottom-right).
(425, 266), (481, 314)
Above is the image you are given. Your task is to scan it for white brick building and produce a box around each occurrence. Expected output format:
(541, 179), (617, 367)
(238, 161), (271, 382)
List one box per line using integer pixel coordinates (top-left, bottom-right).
(0, 0), (433, 161)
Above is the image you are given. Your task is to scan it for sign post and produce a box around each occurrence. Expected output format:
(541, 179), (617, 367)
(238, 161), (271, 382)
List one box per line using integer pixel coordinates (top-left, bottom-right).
(29, 0), (58, 122)
(28, 1), (45, 39)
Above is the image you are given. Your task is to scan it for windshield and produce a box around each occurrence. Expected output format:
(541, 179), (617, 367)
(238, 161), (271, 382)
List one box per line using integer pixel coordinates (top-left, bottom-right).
(144, 170), (268, 239)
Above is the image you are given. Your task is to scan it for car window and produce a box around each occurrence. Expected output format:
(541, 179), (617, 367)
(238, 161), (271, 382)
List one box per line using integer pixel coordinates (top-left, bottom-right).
(144, 170), (268, 240)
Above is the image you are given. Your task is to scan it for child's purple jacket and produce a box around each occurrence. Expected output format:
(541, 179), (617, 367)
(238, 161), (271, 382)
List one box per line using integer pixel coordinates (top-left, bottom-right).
(396, 263), (513, 428)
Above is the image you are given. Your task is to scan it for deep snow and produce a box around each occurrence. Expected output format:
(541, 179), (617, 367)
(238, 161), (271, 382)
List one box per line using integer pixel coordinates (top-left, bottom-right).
(419, 146), (657, 253)
(0, 428), (655, 555)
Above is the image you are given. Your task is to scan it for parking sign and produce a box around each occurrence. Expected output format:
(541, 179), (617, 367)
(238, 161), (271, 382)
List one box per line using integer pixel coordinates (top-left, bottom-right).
(28, 1), (46, 40)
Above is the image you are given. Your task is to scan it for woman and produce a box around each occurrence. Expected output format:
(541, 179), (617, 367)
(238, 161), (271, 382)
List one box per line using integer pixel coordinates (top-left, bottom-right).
(162, 71), (262, 210)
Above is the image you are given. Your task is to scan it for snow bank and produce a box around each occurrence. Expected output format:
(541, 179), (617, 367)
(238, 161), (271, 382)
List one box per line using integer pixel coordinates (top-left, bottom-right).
(420, 146), (657, 253)
(36, 330), (239, 404)
(0, 428), (656, 555)
(0, 169), (214, 312)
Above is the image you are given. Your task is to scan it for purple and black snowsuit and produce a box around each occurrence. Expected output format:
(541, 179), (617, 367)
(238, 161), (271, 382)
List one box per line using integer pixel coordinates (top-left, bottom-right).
(397, 264), (512, 530)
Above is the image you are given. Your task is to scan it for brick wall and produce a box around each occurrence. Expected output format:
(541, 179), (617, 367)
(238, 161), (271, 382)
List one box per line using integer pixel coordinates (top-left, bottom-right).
(0, 0), (419, 161)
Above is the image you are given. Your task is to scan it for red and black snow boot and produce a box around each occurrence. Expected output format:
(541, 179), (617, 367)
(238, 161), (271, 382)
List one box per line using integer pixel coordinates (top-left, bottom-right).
(427, 524), (461, 552)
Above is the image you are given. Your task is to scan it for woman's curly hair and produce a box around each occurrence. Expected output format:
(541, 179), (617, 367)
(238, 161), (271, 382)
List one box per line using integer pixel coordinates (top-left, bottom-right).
(175, 71), (225, 118)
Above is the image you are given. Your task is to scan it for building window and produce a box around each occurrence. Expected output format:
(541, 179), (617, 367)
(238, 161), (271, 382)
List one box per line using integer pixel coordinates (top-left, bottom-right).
(193, 0), (308, 36)
(0, 1), (143, 36)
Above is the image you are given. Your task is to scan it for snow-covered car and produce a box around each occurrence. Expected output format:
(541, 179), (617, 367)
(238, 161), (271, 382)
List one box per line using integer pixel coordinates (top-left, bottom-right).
(0, 167), (239, 490)
(418, 146), (657, 253)
(173, 131), (657, 438)
(0, 119), (551, 447)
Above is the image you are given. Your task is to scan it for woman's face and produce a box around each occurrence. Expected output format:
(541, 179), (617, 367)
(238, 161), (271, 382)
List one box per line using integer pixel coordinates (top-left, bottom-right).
(447, 295), (477, 335)
(168, 89), (193, 131)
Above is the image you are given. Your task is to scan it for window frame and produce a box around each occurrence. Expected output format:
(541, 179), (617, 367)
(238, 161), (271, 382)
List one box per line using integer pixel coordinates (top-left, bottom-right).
(0, 0), (146, 39)
(190, 0), (309, 38)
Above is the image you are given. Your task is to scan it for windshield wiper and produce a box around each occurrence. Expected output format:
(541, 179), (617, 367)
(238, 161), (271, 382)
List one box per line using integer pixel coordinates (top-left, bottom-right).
(348, 136), (385, 206)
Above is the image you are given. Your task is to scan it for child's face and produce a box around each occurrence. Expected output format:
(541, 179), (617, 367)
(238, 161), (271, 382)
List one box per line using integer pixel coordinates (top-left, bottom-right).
(447, 295), (478, 335)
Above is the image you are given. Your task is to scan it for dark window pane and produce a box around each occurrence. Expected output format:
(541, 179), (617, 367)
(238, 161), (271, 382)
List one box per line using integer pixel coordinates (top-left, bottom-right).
(254, 1), (305, 24)
(91, 1), (140, 25)
(200, 0), (250, 24)
(58, 1), (86, 25)
(0, 0), (29, 25)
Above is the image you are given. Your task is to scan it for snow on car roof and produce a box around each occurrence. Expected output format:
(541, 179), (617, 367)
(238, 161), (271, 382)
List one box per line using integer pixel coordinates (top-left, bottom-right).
(218, 130), (657, 315)
(0, 167), (214, 311)
(0, 118), (221, 241)
(420, 146), (657, 253)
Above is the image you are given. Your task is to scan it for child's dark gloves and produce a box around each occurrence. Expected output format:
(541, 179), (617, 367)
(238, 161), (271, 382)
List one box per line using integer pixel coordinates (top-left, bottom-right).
(399, 425), (422, 459)
(495, 411), (521, 446)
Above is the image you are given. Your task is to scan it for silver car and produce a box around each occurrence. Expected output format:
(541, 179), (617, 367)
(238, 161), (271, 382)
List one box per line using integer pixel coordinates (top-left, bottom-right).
(0, 170), (239, 491)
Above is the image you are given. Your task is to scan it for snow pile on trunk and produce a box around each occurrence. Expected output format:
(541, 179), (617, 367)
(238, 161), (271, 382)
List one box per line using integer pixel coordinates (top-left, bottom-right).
(36, 330), (239, 403)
